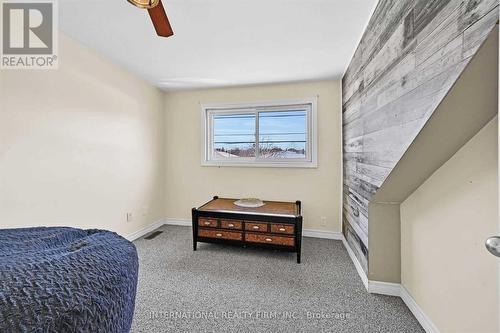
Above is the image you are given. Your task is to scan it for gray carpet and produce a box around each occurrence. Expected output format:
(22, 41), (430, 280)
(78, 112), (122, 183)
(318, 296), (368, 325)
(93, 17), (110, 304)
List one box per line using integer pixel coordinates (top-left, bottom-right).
(131, 225), (423, 333)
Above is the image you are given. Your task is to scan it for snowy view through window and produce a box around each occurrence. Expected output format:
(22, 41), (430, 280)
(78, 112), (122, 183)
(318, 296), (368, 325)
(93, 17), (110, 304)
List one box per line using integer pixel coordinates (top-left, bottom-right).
(213, 110), (307, 160)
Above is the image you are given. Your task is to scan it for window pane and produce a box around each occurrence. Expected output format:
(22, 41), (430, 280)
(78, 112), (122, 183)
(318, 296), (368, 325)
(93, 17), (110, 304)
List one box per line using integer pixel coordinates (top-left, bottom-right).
(213, 113), (256, 158)
(258, 110), (307, 159)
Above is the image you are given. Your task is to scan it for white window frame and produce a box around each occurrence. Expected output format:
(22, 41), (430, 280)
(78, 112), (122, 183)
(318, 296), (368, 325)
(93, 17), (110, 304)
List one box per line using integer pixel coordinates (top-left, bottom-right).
(201, 97), (318, 168)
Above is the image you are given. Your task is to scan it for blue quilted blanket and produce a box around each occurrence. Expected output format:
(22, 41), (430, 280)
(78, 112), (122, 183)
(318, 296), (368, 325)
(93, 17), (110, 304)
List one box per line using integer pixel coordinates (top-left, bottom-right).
(0, 227), (139, 332)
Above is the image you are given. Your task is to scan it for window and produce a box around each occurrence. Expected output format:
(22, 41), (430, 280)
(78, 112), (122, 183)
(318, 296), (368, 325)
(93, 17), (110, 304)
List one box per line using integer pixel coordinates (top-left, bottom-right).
(202, 98), (317, 167)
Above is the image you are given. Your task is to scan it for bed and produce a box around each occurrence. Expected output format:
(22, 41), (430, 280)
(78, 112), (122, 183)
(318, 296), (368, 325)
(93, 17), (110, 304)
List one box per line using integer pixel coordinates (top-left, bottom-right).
(0, 227), (139, 332)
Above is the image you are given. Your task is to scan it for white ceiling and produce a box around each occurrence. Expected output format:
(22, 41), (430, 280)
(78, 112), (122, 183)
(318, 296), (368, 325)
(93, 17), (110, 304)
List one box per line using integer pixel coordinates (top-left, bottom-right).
(59, 0), (377, 90)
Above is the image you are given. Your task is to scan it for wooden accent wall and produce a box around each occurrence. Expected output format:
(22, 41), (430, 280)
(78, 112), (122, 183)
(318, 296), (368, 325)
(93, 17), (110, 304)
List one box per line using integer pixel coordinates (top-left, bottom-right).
(342, 0), (499, 273)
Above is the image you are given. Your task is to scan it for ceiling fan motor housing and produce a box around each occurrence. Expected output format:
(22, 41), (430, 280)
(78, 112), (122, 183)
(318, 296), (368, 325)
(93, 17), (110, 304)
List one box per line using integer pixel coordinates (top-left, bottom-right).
(127, 0), (174, 38)
(127, 0), (159, 9)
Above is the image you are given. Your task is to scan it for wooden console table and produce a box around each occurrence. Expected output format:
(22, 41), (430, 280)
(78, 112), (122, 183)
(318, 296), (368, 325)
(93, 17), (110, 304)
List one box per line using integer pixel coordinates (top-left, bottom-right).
(192, 196), (303, 263)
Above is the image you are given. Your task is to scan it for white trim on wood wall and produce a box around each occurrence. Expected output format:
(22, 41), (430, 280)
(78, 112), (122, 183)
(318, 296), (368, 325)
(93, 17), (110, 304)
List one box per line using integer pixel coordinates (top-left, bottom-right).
(341, 236), (369, 289)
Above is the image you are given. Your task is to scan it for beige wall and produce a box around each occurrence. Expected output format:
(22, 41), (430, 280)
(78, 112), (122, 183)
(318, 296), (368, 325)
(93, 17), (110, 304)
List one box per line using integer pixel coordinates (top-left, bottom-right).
(0, 34), (165, 238)
(401, 118), (499, 333)
(0, 35), (342, 235)
(368, 202), (401, 283)
(163, 81), (342, 232)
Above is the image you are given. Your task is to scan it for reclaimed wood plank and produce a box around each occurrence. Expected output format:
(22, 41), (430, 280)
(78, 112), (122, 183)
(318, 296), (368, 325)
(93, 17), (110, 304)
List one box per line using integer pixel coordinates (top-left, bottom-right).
(344, 135), (363, 153)
(345, 187), (370, 215)
(343, 101), (362, 126)
(343, 123), (363, 143)
(363, 21), (415, 92)
(343, 206), (369, 247)
(344, 174), (379, 201)
(344, 152), (396, 169)
(373, 34), (463, 111)
(344, 185), (371, 213)
(356, 162), (392, 186)
(415, 4), (463, 65)
(414, 35), (464, 86)
(362, 118), (424, 156)
(414, 0), (459, 38)
(343, 197), (368, 234)
(361, 52), (416, 114)
(344, 220), (368, 273)
(360, 1), (414, 66)
(343, 1), (413, 107)
(361, 59), (469, 136)
(461, 0), (499, 30)
(463, 6), (499, 57)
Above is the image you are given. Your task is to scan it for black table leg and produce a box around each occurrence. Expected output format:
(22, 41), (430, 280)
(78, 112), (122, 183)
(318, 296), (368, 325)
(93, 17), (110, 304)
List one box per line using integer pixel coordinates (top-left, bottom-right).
(192, 208), (198, 251)
(296, 216), (302, 264)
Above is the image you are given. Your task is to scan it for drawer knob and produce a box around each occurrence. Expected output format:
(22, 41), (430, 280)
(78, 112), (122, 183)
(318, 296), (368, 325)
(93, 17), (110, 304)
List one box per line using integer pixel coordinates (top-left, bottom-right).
(265, 238), (273, 242)
(253, 226), (260, 230)
(216, 233), (223, 237)
(279, 228), (286, 232)
(228, 224), (235, 228)
(204, 221), (211, 225)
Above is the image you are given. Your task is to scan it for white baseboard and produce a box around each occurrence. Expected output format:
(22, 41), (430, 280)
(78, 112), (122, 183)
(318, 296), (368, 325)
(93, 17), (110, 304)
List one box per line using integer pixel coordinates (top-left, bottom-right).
(303, 229), (343, 240)
(400, 286), (440, 333)
(163, 218), (343, 241)
(341, 236), (369, 290)
(368, 280), (401, 297)
(340, 236), (401, 297)
(164, 218), (191, 226)
(125, 219), (165, 242)
(340, 236), (439, 333)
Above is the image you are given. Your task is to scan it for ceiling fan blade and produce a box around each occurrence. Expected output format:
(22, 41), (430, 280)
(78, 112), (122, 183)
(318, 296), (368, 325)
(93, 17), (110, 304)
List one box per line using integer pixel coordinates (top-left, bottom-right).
(148, 0), (174, 37)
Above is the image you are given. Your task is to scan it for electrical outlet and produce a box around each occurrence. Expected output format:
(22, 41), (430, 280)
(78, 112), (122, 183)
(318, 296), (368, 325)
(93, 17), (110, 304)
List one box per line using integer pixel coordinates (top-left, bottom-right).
(126, 212), (133, 223)
(320, 216), (327, 227)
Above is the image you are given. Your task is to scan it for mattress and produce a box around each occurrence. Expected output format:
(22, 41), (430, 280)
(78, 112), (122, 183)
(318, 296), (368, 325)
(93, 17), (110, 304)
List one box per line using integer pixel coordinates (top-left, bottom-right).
(0, 227), (139, 332)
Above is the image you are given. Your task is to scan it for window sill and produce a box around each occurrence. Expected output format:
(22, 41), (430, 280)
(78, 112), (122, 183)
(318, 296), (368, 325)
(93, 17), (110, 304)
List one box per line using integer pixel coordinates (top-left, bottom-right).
(201, 161), (318, 169)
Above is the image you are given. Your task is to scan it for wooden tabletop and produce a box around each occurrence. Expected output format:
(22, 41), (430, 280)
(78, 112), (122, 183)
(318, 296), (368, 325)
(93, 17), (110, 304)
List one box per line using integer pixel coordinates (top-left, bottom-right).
(198, 198), (300, 217)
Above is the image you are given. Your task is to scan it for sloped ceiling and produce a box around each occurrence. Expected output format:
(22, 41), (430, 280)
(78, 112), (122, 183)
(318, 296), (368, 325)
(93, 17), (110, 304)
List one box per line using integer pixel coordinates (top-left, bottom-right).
(374, 26), (498, 204)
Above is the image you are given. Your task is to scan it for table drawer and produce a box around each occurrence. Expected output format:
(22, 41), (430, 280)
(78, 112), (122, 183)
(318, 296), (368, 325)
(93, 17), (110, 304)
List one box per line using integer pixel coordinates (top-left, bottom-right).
(245, 222), (269, 233)
(246, 233), (295, 247)
(199, 217), (218, 228)
(198, 229), (242, 241)
(271, 224), (295, 235)
(220, 219), (243, 230)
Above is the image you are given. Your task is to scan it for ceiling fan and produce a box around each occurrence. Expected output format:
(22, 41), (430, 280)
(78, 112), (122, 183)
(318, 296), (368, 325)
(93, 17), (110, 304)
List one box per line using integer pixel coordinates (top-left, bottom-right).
(127, 0), (174, 38)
